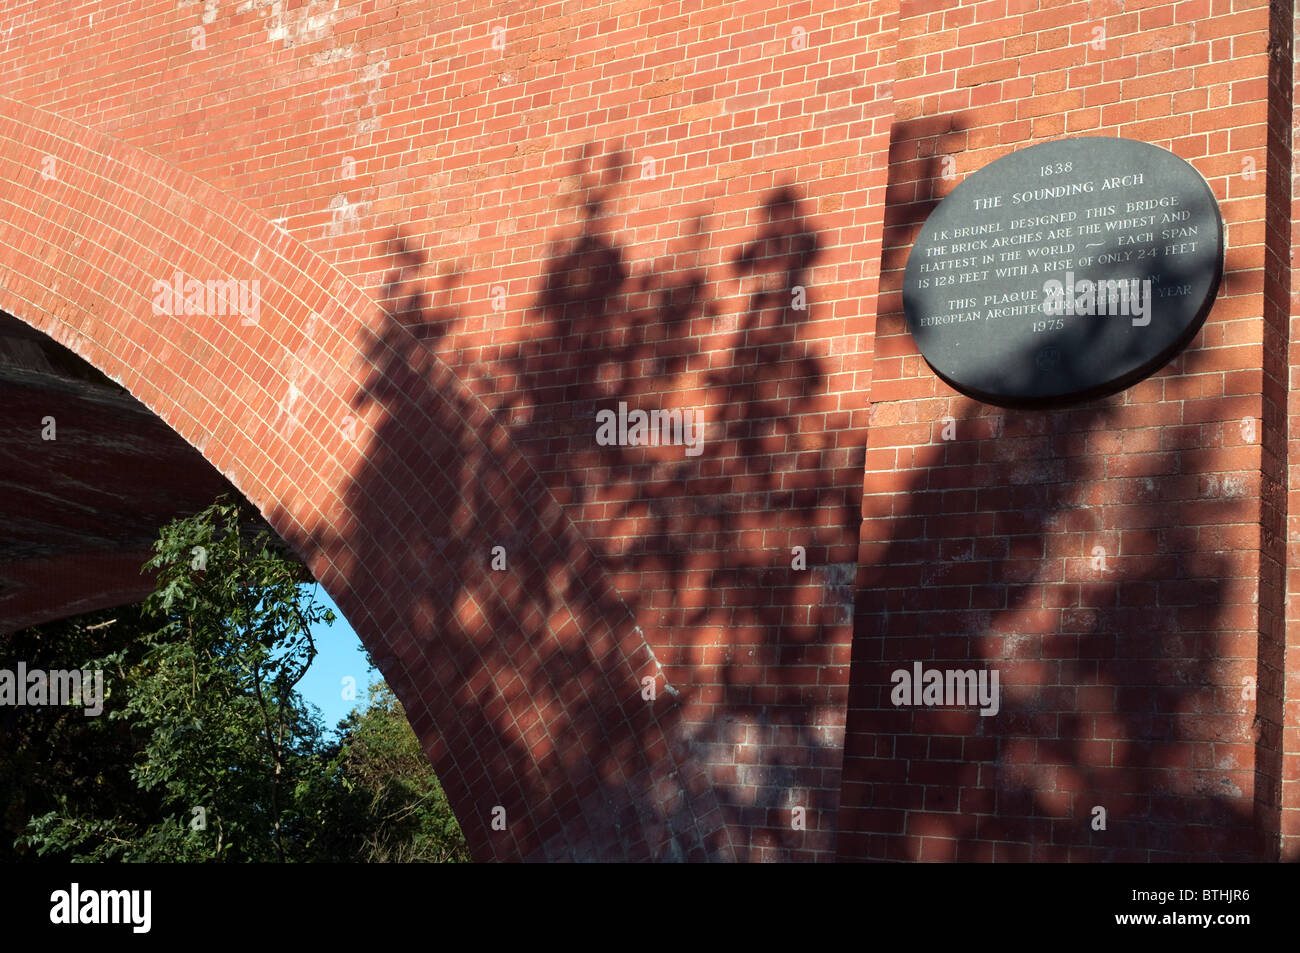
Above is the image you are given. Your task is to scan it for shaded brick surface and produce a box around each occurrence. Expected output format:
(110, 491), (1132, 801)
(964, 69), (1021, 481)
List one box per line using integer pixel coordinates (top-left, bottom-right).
(0, 0), (1295, 861)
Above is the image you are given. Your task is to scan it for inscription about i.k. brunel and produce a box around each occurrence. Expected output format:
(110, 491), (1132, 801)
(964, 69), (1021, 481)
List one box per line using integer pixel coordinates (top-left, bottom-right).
(902, 137), (1224, 405)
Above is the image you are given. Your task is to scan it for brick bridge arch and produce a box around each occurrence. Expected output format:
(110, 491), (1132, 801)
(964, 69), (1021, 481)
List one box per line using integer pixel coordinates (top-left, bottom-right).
(0, 96), (735, 861)
(9, 0), (1288, 865)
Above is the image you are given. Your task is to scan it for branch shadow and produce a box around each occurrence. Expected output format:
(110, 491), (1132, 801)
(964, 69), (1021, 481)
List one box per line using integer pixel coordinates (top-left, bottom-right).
(840, 115), (1275, 862)
(309, 142), (859, 860)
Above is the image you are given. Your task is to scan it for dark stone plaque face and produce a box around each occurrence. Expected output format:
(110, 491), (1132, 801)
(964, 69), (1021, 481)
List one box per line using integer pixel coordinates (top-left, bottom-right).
(902, 137), (1224, 406)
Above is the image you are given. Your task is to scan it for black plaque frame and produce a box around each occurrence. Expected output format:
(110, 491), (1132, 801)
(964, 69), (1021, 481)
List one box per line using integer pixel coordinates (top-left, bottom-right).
(901, 137), (1225, 408)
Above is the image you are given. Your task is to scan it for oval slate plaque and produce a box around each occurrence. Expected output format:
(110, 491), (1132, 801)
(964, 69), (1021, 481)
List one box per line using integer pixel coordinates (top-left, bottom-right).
(902, 137), (1223, 406)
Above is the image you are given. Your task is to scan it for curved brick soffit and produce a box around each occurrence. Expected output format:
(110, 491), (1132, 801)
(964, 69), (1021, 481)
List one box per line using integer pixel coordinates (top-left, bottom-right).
(0, 95), (735, 862)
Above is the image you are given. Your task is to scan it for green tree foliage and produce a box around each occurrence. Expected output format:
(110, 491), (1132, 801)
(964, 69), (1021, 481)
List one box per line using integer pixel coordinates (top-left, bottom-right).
(333, 680), (470, 863)
(5, 496), (468, 862)
(0, 606), (149, 861)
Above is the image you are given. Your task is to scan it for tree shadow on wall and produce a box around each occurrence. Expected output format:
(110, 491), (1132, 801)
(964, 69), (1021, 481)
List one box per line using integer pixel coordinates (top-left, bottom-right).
(305, 146), (859, 860)
(494, 149), (857, 859)
(841, 118), (1279, 862)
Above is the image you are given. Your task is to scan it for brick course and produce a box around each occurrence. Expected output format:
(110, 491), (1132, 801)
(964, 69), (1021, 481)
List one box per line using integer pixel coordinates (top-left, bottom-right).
(846, 0), (1295, 862)
(0, 0), (1295, 860)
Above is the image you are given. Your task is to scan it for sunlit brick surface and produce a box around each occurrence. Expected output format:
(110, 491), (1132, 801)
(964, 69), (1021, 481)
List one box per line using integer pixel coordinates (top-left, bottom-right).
(0, 0), (891, 861)
(845, 0), (1294, 862)
(0, 0), (1295, 861)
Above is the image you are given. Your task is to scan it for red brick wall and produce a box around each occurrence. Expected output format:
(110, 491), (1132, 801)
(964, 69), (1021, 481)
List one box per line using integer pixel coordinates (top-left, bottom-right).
(842, 0), (1293, 861)
(1261, 0), (1291, 862)
(0, 0), (894, 861)
(1282, 0), (1300, 863)
(0, 0), (1295, 862)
